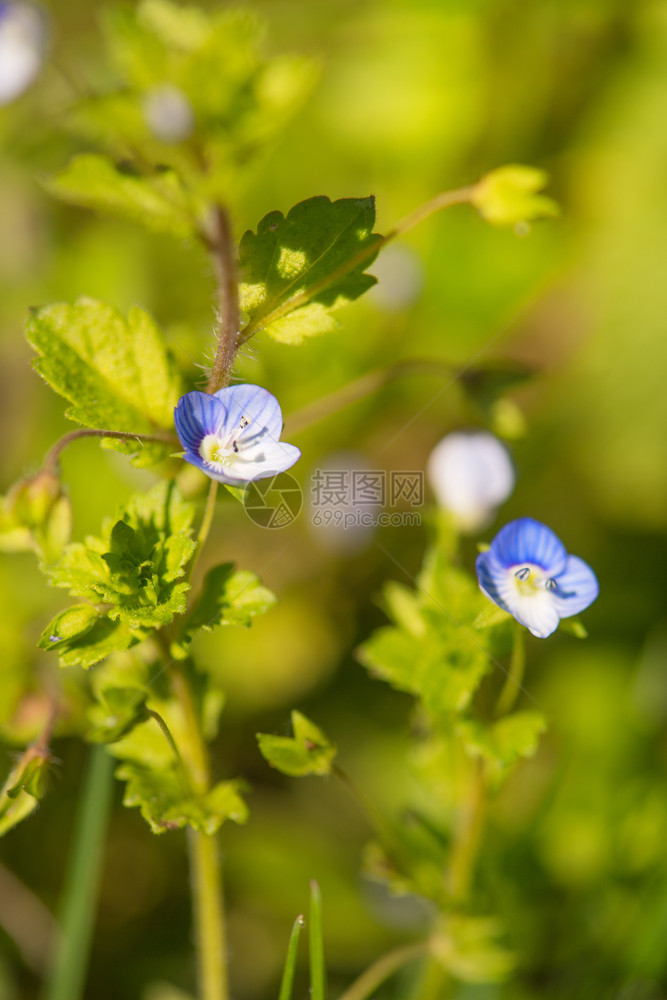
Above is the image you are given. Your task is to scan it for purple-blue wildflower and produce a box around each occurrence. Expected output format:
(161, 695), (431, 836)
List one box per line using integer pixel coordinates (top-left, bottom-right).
(476, 517), (599, 638)
(174, 384), (300, 486)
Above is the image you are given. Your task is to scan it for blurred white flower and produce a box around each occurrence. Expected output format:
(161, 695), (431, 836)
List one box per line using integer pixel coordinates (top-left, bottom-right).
(427, 430), (514, 532)
(143, 85), (194, 143)
(0, 2), (46, 106)
(368, 242), (424, 311)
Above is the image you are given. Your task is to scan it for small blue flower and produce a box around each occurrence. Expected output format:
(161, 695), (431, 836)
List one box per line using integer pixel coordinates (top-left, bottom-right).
(476, 517), (599, 638)
(174, 384), (300, 486)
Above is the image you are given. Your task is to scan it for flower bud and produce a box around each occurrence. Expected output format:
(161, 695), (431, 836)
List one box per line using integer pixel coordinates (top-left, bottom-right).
(143, 85), (195, 144)
(0, 2), (47, 106)
(472, 164), (559, 228)
(427, 430), (514, 532)
(5, 468), (71, 562)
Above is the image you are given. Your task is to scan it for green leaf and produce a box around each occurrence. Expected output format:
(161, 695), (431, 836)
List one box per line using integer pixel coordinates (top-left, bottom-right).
(0, 750), (50, 836)
(38, 604), (100, 649)
(46, 155), (198, 238)
(26, 299), (182, 464)
(87, 687), (150, 743)
(256, 710), (336, 777)
(117, 761), (247, 834)
(473, 604), (512, 629)
(47, 482), (195, 635)
(358, 559), (491, 718)
(458, 710), (546, 770)
(472, 164), (559, 228)
(239, 196), (382, 344)
(86, 2), (314, 199)
(173, 562), (276, 657)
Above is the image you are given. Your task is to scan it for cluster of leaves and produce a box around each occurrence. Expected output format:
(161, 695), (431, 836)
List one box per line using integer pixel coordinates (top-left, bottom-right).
(88, 653), (249, 835)
(257, 539), (547, 985)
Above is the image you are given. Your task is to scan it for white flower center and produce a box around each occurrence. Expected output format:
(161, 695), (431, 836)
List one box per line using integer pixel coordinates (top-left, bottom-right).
(199, 433), (239, 468)
(512, 564), (557, 597)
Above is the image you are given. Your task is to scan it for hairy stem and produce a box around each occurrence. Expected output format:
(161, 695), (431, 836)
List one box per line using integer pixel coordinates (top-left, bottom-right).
(206, 205), (240, 393)
(43, 746), (114, 1000)
(336, 943), (430, 1000)
(495, 621), (526, 717)
(43, 427), (177, 474)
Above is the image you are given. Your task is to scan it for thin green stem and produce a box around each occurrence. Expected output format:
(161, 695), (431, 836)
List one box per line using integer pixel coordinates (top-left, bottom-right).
(43, 427), (177, 474)
(445, 758), (486, 905)
(188, 828), (228, 1000)
(43, 745), (114, 1000)
(284, 358), (458, 436)
(168, 660), (228, 1000)
(495, 621), (526, 717)
(385, 186), (474, 242)
(332, 764), (398, 853)
(336, 942), (430, 1000)
(146, 709), (190, 791)
(187, 479), (219, 585)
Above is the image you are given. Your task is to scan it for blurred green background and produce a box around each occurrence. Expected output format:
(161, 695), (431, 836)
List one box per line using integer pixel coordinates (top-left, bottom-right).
(1, 0), (667, 998)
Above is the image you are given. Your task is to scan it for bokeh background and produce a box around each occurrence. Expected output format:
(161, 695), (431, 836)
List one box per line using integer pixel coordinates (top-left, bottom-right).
(1, 0), (667, 998)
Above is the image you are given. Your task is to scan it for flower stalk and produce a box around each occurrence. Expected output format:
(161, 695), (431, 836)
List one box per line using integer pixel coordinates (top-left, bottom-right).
(206, 204), (240, 394)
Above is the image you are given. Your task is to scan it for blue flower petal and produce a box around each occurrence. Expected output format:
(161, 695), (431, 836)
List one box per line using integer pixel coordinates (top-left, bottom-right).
(214, 384), (283, 445)
(174, 391), (225, 454)
(476, 551), (512, 613)
(491, 517), (568, 574)
(552, 555), (599, 618)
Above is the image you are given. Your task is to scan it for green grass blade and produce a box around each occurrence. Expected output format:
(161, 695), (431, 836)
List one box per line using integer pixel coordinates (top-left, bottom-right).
(278, 914), (305, 1000)
(309, 880), (326, 1000)
(43, 745), (114, 1000)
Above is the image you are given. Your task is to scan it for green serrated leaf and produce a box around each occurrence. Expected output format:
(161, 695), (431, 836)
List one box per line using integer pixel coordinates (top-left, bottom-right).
(458, 710), (546, 770)
(47, 482), (195, 634)
(26, 299), (182, 459)
(239, 196), (382, 343)
(58, 618), (139, 669)
(257, 710), (336, 777)
(173, 562), (276, 657)
(46, 154), (198, 238)
(38, 604), (99, 649)
(117, 761), (247, 834)
(358, 549), (492, 717)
